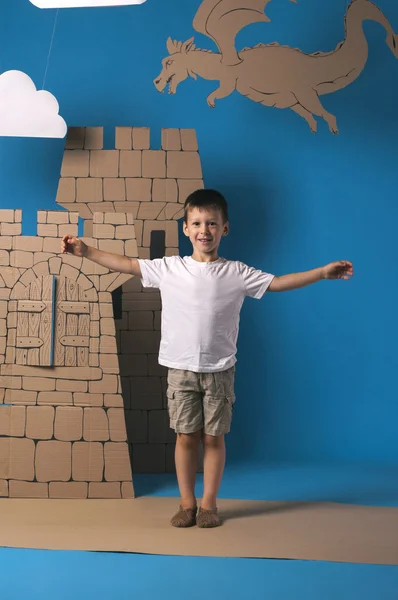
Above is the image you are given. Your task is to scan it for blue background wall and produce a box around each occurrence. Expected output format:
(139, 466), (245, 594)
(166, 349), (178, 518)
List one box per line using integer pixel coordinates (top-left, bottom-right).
(1, 0), (397, 468)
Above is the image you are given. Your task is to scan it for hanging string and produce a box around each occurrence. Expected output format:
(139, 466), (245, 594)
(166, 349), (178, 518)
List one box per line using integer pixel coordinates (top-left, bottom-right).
(42, 8), (59, 90)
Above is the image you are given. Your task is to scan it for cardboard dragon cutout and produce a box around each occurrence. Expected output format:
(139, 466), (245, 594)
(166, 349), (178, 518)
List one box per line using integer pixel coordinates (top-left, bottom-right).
(154, 0), (398, 133)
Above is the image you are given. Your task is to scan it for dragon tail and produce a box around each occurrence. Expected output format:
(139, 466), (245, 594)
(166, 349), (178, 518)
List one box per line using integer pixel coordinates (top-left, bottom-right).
(349, 0), (398, 59)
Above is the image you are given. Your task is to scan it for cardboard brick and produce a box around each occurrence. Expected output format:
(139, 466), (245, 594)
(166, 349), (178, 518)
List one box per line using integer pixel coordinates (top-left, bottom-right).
(9, 481), (48, 498)
(72, 441), (104, 481)
(128, 311), (154, 331)
(167, 151), (202, 179)
(180, 129), (198, 151)
(83, 407), (110, 441)
(0, 251), (10, 267)
(43, 237), (63, 253)
(61, 253), (83, 270)
(119, 151), (141, 177)
(36, 441), (72, 482)
(56, 178), (76, 204)
(2, 223), (22, 236)
(61, 151), (90, 177)
(122, 276), (142, 293)
(92, 223), (116, 241)
(65, 127), (85, 149)
(74, 392), (103, 407)
(99, 272), (119, 291)
(142, 150), (166, 178)
(0, 209), (16, 223)
(132, 127), (150, 150)
(122, 293), (161, 312)
(2, 365), (101, 380)
(149, 410), (176, 443)
(47, 211), (70, 224)
(154, 311), (161, 331)
(88, 482), (122, 498)
(100, 354), (119, 374)
(56, 379), (88, 393)
(98, 239), (124, 255)
(100, 318), (116, 336)
(26, 406), (55, 439)
(148, 353), (167, 377)
(84, 127), (103, 150)
(121, 481), (135, 498)
(10, 251), (33, 269)
(118, 354), (148, 378)
(77, 178), (103, 203)
(0, 406), (26, 437)
(152, 178), (178, 203)
(177, 178), (204, 203)
(48, 257), (62, 275)
(130, 376), (162, 409)
(0, 237), (12, 250)
(0, 438), (35, 480)
(90, 150), (119, 178)
(114, 202), (140, 218)
(165, 248), (179, 257)
(114, 224), (136, 240)
(125, 410), (148, 443)
(161, 128), (181, 150)
(14, 237), (43, 252)
(100, 335), (117, 353)
(49, 482), (88, 499)
(104, 394), (124, 408)
(108, 408), (127, 441)
(5, 389), (37, 406)
(0, 318), (6, 337)
(115, 127), (132, 150)
(132, 443), (166, 473)
(103, 178), (126, 201)
(138, 202), (166, 220)
(37, 391), (73, 405)
(54, 407), (83, 441)
(126, 178), (151, 201)
(37, 224), (58, 238)
(0, 289), (11, 300)
(104, 213), (127, 225)
(104, 442), (132, 481)
(24, 378), (56, 392)
(38, 211), (47, 223)
(0, 479), (8, 496)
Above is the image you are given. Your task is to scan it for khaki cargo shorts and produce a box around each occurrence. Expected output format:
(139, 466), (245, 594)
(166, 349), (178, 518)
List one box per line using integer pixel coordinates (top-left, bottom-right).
(166, 366), (236, 437)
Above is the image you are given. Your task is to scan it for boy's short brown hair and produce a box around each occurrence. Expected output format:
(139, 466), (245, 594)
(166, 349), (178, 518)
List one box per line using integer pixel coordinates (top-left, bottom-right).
(183, 189), (229, 224)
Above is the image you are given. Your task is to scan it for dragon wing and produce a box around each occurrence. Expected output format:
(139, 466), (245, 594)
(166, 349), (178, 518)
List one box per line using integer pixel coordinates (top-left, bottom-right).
(193, 0), (297, 66)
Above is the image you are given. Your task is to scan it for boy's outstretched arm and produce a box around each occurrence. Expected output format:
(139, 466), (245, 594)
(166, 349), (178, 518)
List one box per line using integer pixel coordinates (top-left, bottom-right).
(61, 234), (142, 277)
(269, 261), (354, 292)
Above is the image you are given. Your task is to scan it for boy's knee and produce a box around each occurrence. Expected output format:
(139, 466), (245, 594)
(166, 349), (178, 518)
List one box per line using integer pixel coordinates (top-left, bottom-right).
(202, 433), (224, 448)
(177, 430), (202, 447)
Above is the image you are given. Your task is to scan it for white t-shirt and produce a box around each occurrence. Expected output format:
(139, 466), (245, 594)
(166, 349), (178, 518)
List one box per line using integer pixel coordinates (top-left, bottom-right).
(138, 255), (274, 373)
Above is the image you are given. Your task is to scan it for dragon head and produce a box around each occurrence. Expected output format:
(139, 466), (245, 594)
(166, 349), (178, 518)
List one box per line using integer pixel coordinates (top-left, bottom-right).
(154, 37), (196, 95)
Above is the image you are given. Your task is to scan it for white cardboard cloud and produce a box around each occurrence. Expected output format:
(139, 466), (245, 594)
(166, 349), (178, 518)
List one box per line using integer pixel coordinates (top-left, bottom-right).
(30, 0), (146, 7)
(0, 70), (67, 138)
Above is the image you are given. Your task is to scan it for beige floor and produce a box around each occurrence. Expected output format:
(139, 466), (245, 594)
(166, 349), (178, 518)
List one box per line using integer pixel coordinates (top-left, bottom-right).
(0, 496), (397, 564)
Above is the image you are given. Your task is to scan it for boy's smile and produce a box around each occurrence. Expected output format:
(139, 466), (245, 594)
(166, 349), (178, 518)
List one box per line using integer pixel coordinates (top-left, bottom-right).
(183, 207), (229, 263)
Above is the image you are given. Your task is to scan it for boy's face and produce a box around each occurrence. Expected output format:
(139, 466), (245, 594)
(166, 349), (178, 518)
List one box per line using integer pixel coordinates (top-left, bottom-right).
(183, 207), (229, 262)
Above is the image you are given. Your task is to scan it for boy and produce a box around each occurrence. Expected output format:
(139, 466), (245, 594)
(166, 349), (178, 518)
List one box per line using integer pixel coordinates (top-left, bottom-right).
(61, 189), (353, 528)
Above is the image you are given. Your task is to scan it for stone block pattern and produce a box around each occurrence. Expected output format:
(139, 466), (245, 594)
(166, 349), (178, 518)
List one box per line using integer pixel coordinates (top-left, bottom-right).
(0, 209), (135, 498)
(55, 126), (205, 473)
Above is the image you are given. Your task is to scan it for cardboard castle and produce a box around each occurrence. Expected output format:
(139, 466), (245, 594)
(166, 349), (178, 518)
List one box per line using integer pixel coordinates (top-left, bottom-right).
(0, 125), (204, 498)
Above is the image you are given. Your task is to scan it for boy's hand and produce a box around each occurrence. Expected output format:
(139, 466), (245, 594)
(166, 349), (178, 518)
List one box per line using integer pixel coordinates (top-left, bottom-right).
(61, 235), (88, 257)
(323, 261), (354, 280)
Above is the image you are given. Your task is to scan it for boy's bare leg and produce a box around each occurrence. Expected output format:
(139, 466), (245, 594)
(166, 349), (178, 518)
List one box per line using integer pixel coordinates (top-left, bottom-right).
(200, 433), (226, 510)
(175, 431), (202, 509)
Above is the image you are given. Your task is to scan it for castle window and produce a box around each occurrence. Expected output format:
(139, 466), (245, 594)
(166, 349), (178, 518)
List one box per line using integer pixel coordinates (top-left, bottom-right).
(150, 229), (166, 260)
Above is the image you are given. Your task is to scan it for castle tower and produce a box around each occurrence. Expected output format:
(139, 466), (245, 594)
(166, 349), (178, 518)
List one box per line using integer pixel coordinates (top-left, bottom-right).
(55, 126), (204, 474)
(0, 206), (136, 498)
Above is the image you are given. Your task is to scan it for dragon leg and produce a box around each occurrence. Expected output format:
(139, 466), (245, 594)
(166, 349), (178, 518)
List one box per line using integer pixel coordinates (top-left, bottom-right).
(293, 89), (338, 134)
(290, 104), (318, 134)
(206, 77), (237, 108)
